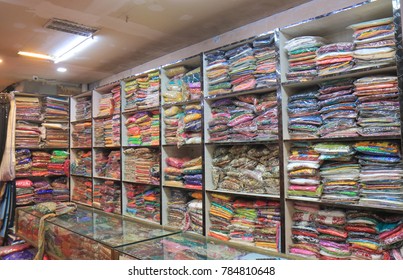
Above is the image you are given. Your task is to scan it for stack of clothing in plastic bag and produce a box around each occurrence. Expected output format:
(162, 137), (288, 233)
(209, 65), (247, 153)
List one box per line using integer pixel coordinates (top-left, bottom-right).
(125, 111), (160, 146)
(48, 150), (68, 176)
(15, 96), (42, 121)
(97, 93), (114, 117)
(284, 36), (327, 81)
(124, 183), (160, 222)
(254, 91), (278, 140)
(71, 122), (92, 147)
(103, 115), (120, 147)
(75, 96), (91, 120)
(227, 44), (257, 92)
(94, 119), (105, 147)
(32, 179), (52, 203)
(167, 189), (189, 229)
(71, 150), (92, 177)
(182, 156), (203, 190)
(206, 50), (231, 96)
(15, 179), (34, 206)
(182, 67), (202, 100)
(212, 145), (280, 195)
(376, 213), (402, 260)
(163, 66), (187, 103)
(229, 198), (257, 246)
(43, 96), (69, 122)
(288, 88), (321, 138)
(354, 141), (403, 208)
(254, 200), (281, 251)
(111, 85), (121, 115)
(288, 202), (320, 259)
(181, 104), (202, 145)
(349, 17), (396, 69)
(287, 143), (322, 199)
(132, 71), (160, 110)
(31, 151), (51, 177)
(316, 210), (350, 259)
(315, 43), (354, 76)
(42, 122), (69, 148)
(93, 180), (121, 214)
(164, 157), (188, 188)
(123, 148), (160, 184)
(208, 193), (234, 241)
(71, 177), (92, 205)
(318, 79), (358, 138)
(253, 34), (276, 88)
(354, 76), (400, 137)
(314, 143), (360, 204)
(104, 150), (121, 180)
(51, 177), (69, 202)
(15, 149), (32, 177)
(15, 121), (41, 148)
(124, 79), (139, 111)
(186, 191), (203, 234)
(164, 106), (183, 144)
(94, 150), (108, 177)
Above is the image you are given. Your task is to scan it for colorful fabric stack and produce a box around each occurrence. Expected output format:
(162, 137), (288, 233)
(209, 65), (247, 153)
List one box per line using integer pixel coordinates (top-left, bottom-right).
(15, 121), (41, 148)
(126, 71), (160, 111)
(42, 123), (69, 148)
(183, 156), (203, 190)
(354, 141), (403, 208)
(288, 89), (321, 138)
(376, 213), (402, 260)
(226, 43), (256, 92)
(208, 92), (277, 142)
(354, 76), (400, 137)
(125, 110), (160, 146)
(316, 43), (354, 76)
(15, 179), (34, 206)
(94, 150), (108, 177)
(287, 143), (322, 199)
(182, 67), (202, 100)
(316, 210), (350, 260)
(15, 149), (32, 177)
(111, 85), (121, 115)
(93, 180), (121, 214)
(349, 17), (396, 69)
(208, 193), (234, 241)
(31, 151), (51, 177)
(72, 177), (92, 206)
(206, 50), (231, 96)
(97, 93), (114, 117)
(212, 145), (280, 195)
(49, 150), (68, 176)
(284, 36), (326, 81)
(314, 143), (360, 204)
(164, 106), (183, 145)
(71, 150), (92, 177)
(163, 66), (187, 103)
(106, 115), (121, 147)
(253, 34), (276, 88)
(15, 96), (42, 121)
(167, 189), (189, 229)
(123, 148), (160, 185)
(43, 96), (69, 122)
(124, 79), (138, 110)
(288, 202), (320, 259)
(71, 122), (92, 147)
(94, 119), (105, 147)
(186, 191), (203, 234)
(104, 150), (121, 180)
(318, 79), (358, 138)
(181, 104), (202, 145)
(75, 96), (92, 120)
(254, 200), (281, 251)
(164, 157), (188, 188)
(124, 183), (160, 222)
(31, 179), (52, 203)
(51, 177), (69, 202)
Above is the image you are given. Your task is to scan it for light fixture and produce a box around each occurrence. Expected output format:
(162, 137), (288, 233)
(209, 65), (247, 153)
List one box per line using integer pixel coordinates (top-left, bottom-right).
(53, 36), (96, 64)
(17, 51), (54, 60)
(57, 67), (67, 73)
(0, 59), (3, 63)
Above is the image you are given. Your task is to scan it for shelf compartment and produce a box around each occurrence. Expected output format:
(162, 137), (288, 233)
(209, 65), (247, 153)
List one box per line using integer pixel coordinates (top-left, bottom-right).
(206, 189), (280, 200)
(71, 176), (93, 206)
(122, 147), (160, 185)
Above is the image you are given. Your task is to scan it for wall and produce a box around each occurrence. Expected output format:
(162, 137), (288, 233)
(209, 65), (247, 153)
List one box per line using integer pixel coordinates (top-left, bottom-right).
(96, 0), (369, 87)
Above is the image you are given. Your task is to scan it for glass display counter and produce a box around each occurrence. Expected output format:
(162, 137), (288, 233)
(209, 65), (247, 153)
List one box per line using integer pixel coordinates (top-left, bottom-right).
(115, 232), (300, 260)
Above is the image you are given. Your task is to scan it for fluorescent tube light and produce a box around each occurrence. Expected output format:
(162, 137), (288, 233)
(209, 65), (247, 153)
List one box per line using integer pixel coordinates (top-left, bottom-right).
(53, 36), (96, 64)
(17, 51), (54, 60)
(57, 67), (67, 72)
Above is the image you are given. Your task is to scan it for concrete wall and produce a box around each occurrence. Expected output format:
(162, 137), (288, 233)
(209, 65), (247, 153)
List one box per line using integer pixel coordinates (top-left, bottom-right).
(96, 0), (370, 87)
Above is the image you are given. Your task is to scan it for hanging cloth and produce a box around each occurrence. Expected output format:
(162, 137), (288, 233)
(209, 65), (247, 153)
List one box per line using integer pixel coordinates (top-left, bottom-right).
(0, 92), (16, 181)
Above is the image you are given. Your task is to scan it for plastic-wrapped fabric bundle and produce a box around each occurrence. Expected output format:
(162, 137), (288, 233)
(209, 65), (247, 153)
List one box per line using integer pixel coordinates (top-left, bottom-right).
(15, 121), (41, 148)
(182, 156), (203, 190)
(316, 43), (354, 76)
(75, 96), (91, 120)
(287, 143), (322, 199)
(182, 67), (202, 100)
(208, 193), (235, 241)
(93, 180), (121, 214)
(212, 145), (280, 195)
(124, 183), (160, 222)
(125, 110), (160, 146)
(353, 76), (400, 137)
(101, 115), (120, 147)
(288, 88), (321, 138)
(71, 177), (92, 205)
(179, 104), (202, 146)
(94, 119), (105, 147)
(104, 150), (121, 180)
(253, 34), (276, 88)
(284, 36), (327, 81)
(51, 176), (69, 202)
(163, 73), (186, 103)
(348, 17), (396, 69)
(111, 85), (121, 115)
(42, 123), (69, 148)
(187, 195), (203, 234)
(226, 44), (257, 92)
(71, 150), (92, 177)
(124, 71), (160, 111)
(43, 96), (69, 122)
(31, 151), (51, 177)
(15, 178), (34, 205)
(15, 149), (32, 177)
(15, 96), (42, 122)
(205, 50), (231, 95)
(94, 150), (108, 177)
(288, 202), (320, 259)
(123, 148), (160, 185)
(164, 106), (183, 145)
(49, 150), (68, 176)
(97, 93), (114, 117)
(318, 79), (358, 138)
(164, 156), (202, 190)
(353, 141), (403, 208)
(167, 189), (189, 229)
(71, 122), (92, 147)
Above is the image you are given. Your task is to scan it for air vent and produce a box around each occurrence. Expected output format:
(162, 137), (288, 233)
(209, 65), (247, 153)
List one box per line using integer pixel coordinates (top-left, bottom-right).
(44, 18), (98, 37)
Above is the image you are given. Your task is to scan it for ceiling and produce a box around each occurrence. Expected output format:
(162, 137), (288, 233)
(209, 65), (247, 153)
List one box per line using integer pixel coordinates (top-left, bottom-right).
(0, 0), (310, 92)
